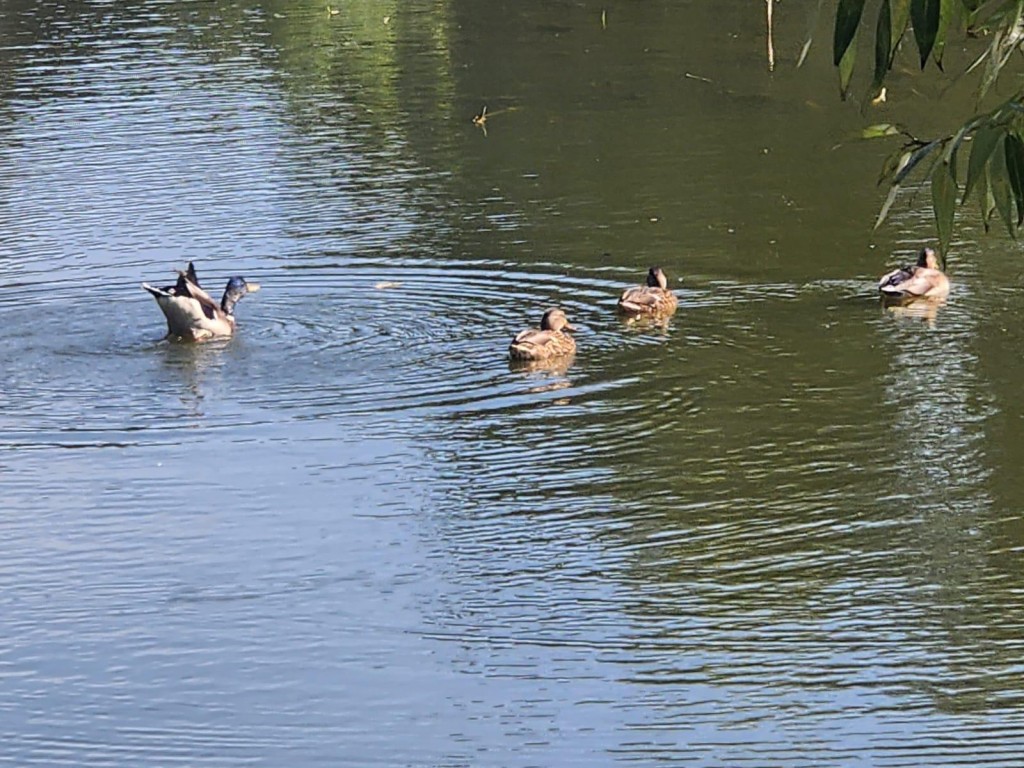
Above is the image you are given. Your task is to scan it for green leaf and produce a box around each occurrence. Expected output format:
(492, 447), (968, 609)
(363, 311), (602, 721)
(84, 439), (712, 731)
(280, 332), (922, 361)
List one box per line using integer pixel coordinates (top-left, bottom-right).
(872, 0), (892, 93)
(965, 42), (991, 78)
(862, 123), (903, 139)
(932, 0), (956, 68)
(932, 160), (957, 256)
(876, 148), (919, 227)
(979, 31), (1005, 101)
(890, 0), (912, 56)
(963, 124), (1003, 203)
(834, 0), (866, 66)
(979, 3), (1024, 100)
(992, 141), (1016, 237)
(876, 140), (946, 228)
(893, 139), (942, 185)
(980, 164), (996, 232)
(911, 0), (941, 68)
(838, 26), (859, 98)
(1004, 132), (1024, 225)
(879, 147), (908, 184)
(876, 181), (904, 229)
(942, 121), (972, 166)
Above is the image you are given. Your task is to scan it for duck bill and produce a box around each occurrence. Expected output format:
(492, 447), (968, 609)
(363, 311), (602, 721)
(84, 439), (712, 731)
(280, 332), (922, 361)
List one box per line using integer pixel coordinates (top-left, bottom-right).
(246, 282), (262, 293)
(563, 322), (578, 332)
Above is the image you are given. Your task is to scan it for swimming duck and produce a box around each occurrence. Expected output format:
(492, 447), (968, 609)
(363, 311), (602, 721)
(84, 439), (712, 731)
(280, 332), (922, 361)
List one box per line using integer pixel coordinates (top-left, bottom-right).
(617, 267), (678, 319)
(508, 308), (577, 361)
(143, 262), (261, 341)
(878, 247), (949, 300)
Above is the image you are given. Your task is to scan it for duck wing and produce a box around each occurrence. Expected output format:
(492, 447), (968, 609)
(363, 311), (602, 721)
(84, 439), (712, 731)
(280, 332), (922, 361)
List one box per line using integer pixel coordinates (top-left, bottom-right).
(142, 283), (172, 300)
(509, 328), (571, 359)
(511, 327), (551, 348)
(879, 266), (947, 298)
(175, 272), (222, 320)
(618, 286), (676, 314)
(903, 268), (949, 298)
(142, 281), (215, 336)
(878, 265), (914, 294)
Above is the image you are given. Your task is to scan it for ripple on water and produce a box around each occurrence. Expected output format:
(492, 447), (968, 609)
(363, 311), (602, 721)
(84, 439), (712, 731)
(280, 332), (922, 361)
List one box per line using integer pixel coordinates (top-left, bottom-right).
(1, 249), (919, 473)
(227, 258), (701, 423)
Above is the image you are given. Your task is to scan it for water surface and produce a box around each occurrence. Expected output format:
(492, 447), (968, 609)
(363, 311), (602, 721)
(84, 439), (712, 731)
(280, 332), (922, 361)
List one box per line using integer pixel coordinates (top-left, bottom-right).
(2, 1), (1023, 766)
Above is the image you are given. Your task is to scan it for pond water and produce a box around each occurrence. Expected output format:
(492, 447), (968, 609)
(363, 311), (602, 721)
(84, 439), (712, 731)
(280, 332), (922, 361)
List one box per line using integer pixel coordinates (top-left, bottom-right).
(2, 1), (1023, 766)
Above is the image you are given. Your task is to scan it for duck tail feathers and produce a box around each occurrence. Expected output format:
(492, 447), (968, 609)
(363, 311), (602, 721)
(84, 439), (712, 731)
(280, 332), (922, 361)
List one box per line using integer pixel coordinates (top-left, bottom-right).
(142, 282), (170, 298)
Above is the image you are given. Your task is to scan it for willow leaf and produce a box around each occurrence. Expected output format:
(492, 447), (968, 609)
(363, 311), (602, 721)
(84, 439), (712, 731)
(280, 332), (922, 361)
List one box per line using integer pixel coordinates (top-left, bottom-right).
(943, 122), (972, 166)
(992, 141), (1016, 236)
(863, 123), (903, 139)
(979, 3), (1024, 100)
(872, 0), (892, 93)
(890, 0), (912, 55)
(1005, 132), (1024, 225)
(911, 0), (941, 67)
(933, 0), (956, 68)
(879, 147), (909, 184)
(980, 30), (1005, 100)
(839, 27), (859, 98)
(893, 139), (942, 185)
(876, 181), (904, 229)
(932, 161), (957, 256)
(964, 124), (1003, 203)
(834, 0), (867, 66)
(981, 164), (995, 232)
(965, 41), (992, 77)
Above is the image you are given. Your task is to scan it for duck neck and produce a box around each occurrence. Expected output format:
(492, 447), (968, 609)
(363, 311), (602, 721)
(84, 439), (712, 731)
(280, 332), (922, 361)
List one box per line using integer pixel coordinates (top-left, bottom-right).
(221, 292), (239, 315)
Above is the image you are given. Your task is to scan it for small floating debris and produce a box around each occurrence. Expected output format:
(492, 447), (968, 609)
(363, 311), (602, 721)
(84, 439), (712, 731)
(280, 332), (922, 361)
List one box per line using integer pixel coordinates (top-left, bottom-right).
(473, 105), (488, 137)
(471, 105), (521, 137)
(374, 281), (402, 290)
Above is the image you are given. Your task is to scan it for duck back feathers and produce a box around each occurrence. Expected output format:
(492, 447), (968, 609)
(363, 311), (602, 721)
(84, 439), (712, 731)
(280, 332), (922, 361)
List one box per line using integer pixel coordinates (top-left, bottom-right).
(508, 308), (577, 361)
(617, 267), (678, 318)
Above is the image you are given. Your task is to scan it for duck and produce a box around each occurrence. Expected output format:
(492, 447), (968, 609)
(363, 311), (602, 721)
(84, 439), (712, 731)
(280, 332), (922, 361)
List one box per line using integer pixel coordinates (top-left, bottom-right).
(508, 308), (577, 361)
(143, 262), (261, 341)
(878, 247), (950, 300)
(617, 267), (678, 319)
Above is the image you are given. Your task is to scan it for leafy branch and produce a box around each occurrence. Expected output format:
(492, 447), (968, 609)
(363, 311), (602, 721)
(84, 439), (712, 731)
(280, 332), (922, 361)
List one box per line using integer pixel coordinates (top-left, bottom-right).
(818, 0), (1024, 254)
(863, 98), (1024, 256)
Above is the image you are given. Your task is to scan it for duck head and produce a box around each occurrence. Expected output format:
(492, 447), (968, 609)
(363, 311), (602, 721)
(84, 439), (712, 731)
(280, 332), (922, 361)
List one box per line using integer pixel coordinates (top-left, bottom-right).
(917, 247), (941, 270)
(220, 276), (261, 315)
(645, 267), (669, 290)
(540, 308), (576, 333)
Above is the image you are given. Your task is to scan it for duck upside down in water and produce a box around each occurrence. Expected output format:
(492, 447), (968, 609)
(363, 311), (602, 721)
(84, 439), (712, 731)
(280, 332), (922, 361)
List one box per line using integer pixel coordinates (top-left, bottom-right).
(508, 308), (577, 361)
(143, 262), (260, 341)
(617, 267), (678, 319)
(878, 247), (949, 300)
